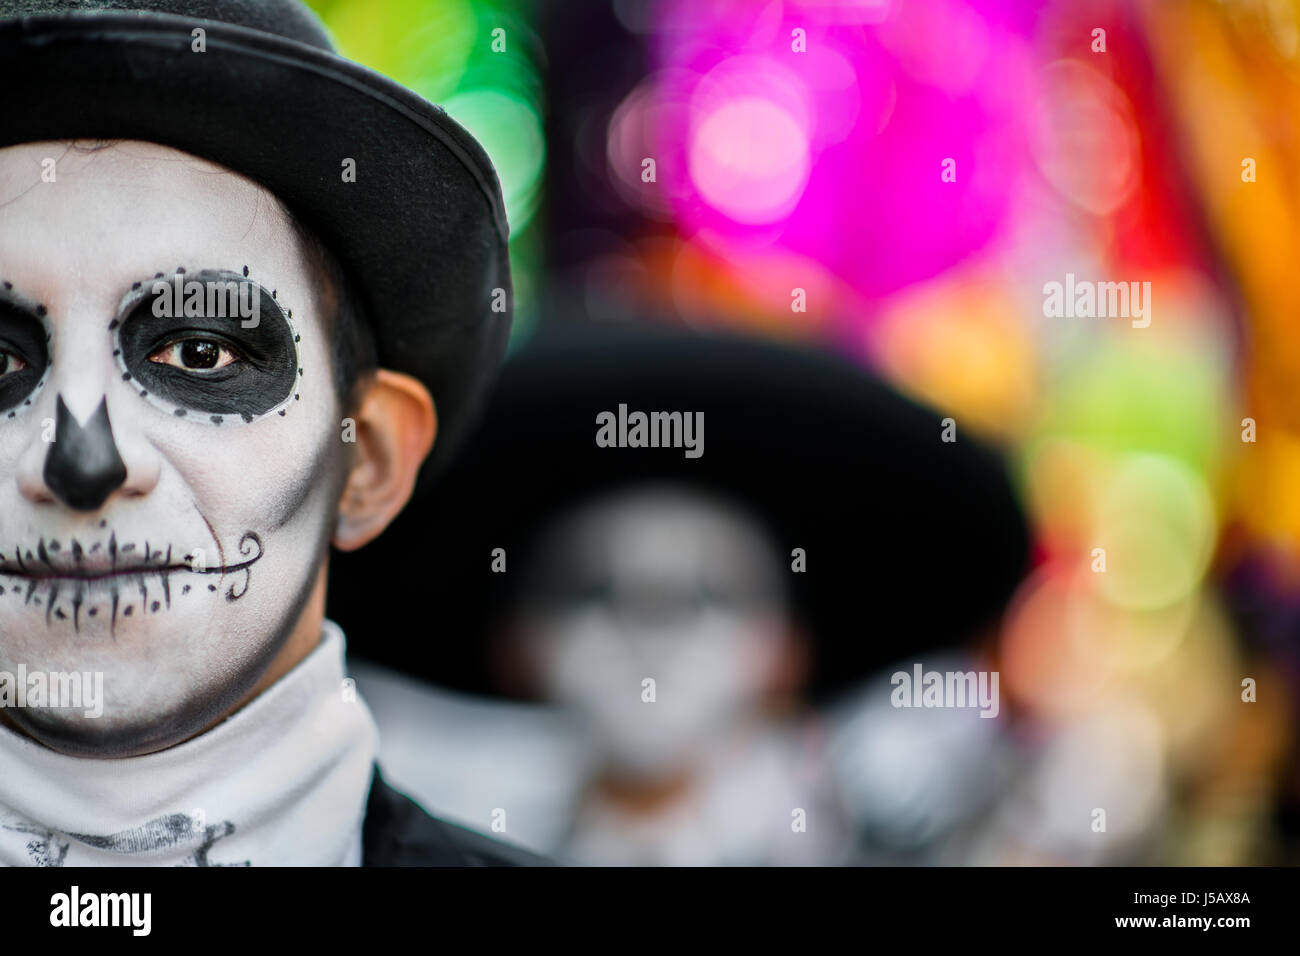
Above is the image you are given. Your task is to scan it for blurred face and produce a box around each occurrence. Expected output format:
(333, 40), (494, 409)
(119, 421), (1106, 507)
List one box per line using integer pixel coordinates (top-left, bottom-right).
(516, 485), (792, 779)
(0, 141), (347, 756)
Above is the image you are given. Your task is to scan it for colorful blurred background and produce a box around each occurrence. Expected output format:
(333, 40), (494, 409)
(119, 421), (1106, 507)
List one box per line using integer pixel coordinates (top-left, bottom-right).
(310, 0), (1300, 864)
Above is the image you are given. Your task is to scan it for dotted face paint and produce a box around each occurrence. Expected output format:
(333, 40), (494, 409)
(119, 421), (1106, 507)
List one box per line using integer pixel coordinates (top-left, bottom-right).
(112, 268), (301, 424)
(0, 282), (51, 416)
(0, 529), (264, 635)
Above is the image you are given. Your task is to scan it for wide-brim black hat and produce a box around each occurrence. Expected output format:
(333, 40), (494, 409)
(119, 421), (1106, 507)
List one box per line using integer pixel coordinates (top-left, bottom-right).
(329, 320), (1031, 701)
(0, 0), (512, 482)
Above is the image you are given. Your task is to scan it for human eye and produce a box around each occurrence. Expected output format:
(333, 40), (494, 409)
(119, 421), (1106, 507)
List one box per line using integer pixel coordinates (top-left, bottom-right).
(115, 269), (298, 422)
(147, 336), (243, 373)
(0, 296), (49, 414)
(0, 347), (29, 377)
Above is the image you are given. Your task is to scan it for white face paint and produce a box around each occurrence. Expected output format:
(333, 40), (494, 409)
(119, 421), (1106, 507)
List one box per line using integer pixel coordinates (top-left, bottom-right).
(517, 485), (792, 779)
(0, 141), (348, 756)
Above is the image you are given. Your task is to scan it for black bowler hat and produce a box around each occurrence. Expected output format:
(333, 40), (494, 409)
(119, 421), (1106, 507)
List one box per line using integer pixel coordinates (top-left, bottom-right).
(0, 0), (512, 482)
(329, 319), (1032, 701)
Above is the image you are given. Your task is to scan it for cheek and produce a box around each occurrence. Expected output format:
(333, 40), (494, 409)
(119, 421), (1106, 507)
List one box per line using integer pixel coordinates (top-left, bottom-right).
(0, 424), (24, 472)
(156, 378), (345, 535)
(528, 616), (626, 708)
(204, 429), (340, 540)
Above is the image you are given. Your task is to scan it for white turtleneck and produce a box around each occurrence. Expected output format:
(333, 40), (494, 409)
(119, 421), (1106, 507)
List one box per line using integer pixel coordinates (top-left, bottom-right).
(0, 619), (379, 866)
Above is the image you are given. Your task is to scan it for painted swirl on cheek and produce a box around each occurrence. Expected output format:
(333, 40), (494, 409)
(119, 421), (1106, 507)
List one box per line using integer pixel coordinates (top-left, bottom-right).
(115, 270), (298, 423)
(0, 301), (48, 415)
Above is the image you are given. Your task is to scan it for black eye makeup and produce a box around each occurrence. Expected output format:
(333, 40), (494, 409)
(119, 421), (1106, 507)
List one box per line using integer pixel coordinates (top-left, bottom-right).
(113, 269), (300, 424)
(0, 287), (51, 415)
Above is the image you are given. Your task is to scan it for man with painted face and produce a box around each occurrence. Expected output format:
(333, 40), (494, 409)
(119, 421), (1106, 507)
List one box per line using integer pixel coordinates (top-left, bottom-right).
(0, 0), (545, 865)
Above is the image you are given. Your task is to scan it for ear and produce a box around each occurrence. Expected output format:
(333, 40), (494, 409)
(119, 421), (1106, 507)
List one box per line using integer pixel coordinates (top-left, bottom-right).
(333, 370), (436, 551)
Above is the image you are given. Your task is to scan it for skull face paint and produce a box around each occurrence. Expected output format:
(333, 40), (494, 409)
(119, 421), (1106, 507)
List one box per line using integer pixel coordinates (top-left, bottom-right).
(113, 268), (301, 423)
(42, 397), (128, 511)
(515, 484), (793, 780)
(0, 141), (349, 757)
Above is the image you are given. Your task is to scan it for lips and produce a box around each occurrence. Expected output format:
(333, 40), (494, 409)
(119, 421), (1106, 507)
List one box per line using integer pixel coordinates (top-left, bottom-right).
(0, 562), (193, 582)
(0, 531), (263, 620)
(0, 535), (196, 582)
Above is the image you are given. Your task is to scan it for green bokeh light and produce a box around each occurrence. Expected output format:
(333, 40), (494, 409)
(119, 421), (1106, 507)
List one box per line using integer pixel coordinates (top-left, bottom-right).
(441, 87), (544, 231)
(1025, 335), (1230, 481)
(305, 0), (544, 338)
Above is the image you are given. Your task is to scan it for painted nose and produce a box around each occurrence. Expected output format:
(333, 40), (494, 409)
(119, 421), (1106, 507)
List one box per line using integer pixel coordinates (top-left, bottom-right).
(43, 395), (128, 511)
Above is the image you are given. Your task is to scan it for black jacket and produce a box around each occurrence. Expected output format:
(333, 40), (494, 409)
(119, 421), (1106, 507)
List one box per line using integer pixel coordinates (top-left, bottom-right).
(362, 765), (552, 866)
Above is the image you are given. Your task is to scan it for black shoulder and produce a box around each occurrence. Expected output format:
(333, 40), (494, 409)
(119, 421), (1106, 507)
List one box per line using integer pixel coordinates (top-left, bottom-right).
(362, 764), (554, 867)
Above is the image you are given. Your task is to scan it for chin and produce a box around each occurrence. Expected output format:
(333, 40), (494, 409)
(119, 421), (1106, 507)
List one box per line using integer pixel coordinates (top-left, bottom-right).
(0, 596), (300, 759)
(4, 693), (232, 758)
(1, 625), (285, 757)
(0, 530), (327, 757)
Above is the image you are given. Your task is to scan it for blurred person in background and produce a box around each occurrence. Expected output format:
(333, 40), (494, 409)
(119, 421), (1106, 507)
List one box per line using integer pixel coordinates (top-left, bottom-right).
(332, 318), (1030, 865)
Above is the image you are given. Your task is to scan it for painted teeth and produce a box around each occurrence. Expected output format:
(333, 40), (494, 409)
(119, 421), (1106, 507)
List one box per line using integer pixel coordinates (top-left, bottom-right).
(0, 530), (263, 632)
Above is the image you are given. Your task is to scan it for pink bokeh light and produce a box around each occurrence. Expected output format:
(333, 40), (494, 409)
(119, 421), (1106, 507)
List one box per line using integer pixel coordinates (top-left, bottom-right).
(628, 0), (1042, 302)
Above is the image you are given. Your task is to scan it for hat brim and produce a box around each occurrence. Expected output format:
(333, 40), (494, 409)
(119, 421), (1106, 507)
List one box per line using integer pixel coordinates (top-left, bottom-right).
(0, 10), (512, 481)
(329, 321), (1031, 700)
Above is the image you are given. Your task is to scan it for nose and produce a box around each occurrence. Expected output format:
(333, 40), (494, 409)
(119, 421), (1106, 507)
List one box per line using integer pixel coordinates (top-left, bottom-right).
(41, 395), (128, 511)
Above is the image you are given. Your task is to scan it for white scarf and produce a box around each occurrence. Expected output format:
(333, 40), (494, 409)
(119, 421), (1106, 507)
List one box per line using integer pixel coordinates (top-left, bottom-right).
(0, 619), (379, 866)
